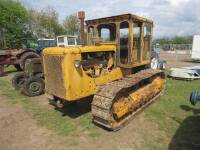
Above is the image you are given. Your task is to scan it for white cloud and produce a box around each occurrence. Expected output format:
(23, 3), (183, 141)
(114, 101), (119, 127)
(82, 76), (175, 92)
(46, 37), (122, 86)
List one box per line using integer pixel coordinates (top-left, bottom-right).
(20, 0), (200, 38)
(167, 0), (190, 6)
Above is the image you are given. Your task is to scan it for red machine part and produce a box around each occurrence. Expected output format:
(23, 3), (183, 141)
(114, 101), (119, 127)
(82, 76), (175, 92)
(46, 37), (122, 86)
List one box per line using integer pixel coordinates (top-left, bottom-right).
(0, 65), (5, 77)
(0, 49), (28, 76)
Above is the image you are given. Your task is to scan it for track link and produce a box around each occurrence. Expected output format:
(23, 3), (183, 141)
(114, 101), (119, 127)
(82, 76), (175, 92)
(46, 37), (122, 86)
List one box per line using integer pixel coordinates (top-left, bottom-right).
(92, 69), (165, 130)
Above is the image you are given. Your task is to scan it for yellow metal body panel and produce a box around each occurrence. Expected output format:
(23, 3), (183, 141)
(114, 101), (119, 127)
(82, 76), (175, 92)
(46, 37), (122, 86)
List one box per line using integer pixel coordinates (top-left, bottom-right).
(113, 77), (164, 119)
(44, 45), (116, 55)
(43, 46), (123, 101)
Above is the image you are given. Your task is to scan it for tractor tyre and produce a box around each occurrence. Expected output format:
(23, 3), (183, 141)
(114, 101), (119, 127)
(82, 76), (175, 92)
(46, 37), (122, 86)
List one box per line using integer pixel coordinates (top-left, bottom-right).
(12, 72), (26, 90)
(22, 76), (45, 97)
(20, 52), (39, 70)
(14, 64), (22, 71)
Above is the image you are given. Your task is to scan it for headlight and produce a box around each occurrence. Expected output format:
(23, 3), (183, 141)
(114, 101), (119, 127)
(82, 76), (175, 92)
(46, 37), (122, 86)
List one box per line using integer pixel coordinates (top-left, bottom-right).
(99, 63), (103, 68)
(74, 60), (81, 68)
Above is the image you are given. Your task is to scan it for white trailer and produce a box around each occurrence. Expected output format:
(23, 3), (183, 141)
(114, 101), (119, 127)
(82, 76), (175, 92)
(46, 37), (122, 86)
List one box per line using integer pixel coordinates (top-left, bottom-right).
(192, 35), (200, 60)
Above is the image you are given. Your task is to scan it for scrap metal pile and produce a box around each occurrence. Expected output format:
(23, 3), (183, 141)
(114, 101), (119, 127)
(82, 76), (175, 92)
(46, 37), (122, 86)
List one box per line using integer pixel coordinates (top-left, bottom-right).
(169, 66), (200, 80)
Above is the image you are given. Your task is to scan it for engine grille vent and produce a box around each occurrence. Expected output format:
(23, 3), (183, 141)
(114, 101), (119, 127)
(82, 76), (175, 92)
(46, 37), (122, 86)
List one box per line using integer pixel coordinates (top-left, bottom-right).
(43, 55), (65, 98)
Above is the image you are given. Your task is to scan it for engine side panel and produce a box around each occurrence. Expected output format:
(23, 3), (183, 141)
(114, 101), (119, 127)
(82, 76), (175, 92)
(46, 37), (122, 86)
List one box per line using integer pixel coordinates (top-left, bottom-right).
(43, 46), (123, 101)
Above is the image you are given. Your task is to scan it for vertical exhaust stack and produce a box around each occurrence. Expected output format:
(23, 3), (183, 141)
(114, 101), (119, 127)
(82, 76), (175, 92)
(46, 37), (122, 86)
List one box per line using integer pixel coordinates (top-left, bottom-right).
(78, 11), (85, 46)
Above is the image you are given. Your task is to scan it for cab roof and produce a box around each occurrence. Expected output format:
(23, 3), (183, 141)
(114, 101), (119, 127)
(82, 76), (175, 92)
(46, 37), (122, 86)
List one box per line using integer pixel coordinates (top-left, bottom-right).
(85, 14), (153, 26)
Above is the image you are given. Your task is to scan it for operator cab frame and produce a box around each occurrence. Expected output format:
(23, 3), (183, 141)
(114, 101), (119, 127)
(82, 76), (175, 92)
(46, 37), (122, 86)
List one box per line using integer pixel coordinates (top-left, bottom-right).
(85, 14), (153, 70)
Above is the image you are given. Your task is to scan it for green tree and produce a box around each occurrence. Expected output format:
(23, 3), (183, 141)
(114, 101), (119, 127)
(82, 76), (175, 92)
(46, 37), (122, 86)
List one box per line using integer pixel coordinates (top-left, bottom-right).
(154, 38), (171, 45)
(154, 36), (193, 45)
(172, 36), (187, 44)
(0, 0), (31, 48)
(63, 13), (80, 35)
(172, 36), (193, 44)
(28, 7), (65, 38)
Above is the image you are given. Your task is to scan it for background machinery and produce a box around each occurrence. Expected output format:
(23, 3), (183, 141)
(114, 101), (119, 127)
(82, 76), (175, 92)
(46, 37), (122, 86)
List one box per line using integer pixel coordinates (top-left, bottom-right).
(12, 35), (78, 97)
(0, 38), (55, 77)
(0, 48), (38, 76)
(57, 35), (78, 47)
(190, 91), (200, 106)
(19, 38), (56, 70)
(43, 12), (165, 130)
(12, 58), (44, 96)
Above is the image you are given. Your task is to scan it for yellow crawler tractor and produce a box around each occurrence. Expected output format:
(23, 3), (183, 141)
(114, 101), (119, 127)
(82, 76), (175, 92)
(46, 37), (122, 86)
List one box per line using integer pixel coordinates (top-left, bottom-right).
(43, 12), (165, 130)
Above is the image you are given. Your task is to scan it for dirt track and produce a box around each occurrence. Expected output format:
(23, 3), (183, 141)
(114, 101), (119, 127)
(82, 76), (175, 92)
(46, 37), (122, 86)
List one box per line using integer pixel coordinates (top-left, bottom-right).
(0, 96), (70, 150)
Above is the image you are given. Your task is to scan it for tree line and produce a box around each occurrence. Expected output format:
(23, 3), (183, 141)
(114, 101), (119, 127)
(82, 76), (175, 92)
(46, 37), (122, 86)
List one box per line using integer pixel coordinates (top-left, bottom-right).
(0, 0), (80, 49)
(154, 36), (193, 45)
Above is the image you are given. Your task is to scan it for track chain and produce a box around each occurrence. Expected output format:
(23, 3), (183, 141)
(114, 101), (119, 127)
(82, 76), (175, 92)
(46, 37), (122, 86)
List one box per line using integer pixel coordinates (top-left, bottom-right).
(92, 69), (165, 130)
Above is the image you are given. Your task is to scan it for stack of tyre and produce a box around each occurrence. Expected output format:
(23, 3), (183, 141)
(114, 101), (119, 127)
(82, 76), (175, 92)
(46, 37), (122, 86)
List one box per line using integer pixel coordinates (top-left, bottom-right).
(12, 51), (45, 97)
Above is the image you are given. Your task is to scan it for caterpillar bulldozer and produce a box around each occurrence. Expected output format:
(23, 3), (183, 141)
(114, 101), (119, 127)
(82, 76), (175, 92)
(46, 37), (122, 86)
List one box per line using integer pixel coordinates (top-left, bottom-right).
(43, 12), (165, 130)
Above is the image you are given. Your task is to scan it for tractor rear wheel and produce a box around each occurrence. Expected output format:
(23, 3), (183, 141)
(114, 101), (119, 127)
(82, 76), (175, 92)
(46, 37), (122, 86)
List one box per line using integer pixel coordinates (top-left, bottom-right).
(20, 52), (39, 70)
(22, 76), (44, 97)
(12, 72), (26, 90)
(14, 64), (22, 71)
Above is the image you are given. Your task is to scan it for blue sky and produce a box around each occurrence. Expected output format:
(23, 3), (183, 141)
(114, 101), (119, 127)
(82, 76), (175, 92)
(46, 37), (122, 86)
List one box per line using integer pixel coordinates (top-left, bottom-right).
(20, 0), (200, 38)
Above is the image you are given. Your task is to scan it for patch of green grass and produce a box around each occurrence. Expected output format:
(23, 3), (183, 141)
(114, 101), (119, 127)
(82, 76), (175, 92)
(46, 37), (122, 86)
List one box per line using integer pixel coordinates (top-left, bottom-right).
(5, 65), (16, 72)
(143, 78), (200, 149)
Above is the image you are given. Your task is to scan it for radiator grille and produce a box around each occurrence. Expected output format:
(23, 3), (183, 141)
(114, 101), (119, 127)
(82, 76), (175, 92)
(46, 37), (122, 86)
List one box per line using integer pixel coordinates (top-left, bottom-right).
(43, 55), (65, 98)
